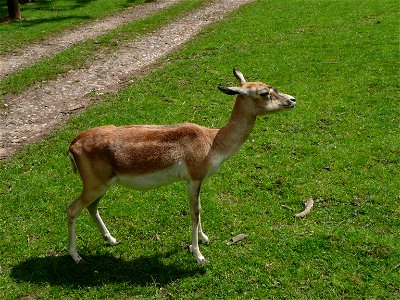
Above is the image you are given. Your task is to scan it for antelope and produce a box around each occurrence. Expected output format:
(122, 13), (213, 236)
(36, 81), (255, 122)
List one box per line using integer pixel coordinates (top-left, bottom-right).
(67, 69), (296, 264)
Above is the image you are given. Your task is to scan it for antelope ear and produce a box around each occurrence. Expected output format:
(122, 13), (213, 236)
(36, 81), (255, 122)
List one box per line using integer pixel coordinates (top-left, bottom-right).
(218, 86), (249, 96)
(233, 68), (246, 85)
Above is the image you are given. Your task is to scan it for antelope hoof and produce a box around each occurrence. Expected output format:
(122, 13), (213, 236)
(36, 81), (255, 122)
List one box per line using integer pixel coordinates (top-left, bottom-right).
(189, 245), (210, 264)
(70, 252), (83, 264)
(200, 234), (209, 244)
(105, 236), (120, 246)
(197, 256), (210, 265)
(110, 239), (121, 246)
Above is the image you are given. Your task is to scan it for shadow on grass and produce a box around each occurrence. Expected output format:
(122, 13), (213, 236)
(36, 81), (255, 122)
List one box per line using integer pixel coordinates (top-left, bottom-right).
(19, 15), (92, 27)
(11, 251), (205, 287)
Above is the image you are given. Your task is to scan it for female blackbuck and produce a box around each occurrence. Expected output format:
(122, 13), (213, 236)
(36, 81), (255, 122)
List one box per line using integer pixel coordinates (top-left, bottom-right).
(67, 69), (296, 264)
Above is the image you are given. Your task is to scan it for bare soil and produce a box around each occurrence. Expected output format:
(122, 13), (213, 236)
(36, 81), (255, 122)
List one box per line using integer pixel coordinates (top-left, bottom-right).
(0, 0), (253, 160)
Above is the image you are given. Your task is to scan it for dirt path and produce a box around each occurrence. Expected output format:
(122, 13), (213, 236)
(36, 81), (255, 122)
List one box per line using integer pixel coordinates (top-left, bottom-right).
(0, 0), (181, 78)
(0, 0), (253, 160)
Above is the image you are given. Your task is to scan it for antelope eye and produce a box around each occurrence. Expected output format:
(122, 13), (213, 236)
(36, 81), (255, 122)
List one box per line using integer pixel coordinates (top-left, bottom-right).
(260, 92), (269, 97)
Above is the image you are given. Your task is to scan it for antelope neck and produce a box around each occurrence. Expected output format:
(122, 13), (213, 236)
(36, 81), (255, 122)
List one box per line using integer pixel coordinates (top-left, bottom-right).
(212, 96), (256, 159)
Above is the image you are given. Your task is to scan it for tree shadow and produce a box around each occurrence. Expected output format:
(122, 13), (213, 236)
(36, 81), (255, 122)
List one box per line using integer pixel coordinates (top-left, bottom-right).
(17, 15), (92, 27)
(1, 0), (143, 21)
(11, 251), (205, 288)
(29, 0), (97, 12)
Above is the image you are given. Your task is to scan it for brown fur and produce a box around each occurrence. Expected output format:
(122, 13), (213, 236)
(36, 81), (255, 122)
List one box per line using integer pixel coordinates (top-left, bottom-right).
(70, 123), (216, 179)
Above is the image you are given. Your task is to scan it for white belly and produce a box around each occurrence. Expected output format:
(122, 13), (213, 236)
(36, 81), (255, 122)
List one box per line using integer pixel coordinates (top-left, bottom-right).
(116, 162), (188, 190)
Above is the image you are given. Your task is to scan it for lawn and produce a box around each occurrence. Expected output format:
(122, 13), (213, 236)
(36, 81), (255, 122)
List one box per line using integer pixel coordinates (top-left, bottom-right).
(0, 0), (208, 99)
(0, 0), (399, 299)
(0, 0), (147, 52)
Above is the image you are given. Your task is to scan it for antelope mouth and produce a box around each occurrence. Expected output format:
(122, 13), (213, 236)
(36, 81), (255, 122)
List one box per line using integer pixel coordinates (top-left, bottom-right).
(283, 102), (296, 109)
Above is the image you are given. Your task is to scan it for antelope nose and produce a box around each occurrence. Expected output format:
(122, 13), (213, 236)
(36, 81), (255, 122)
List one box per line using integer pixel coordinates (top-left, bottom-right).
(288, 96), (296, 109)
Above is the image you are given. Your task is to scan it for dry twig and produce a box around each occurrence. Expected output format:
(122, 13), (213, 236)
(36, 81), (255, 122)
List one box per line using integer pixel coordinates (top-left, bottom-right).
(295, 198), (314, 218)
(227, 234), (249, 245)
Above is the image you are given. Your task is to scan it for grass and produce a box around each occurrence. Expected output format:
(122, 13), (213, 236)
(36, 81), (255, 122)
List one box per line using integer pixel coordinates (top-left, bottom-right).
(0, 0), (208, 98)
(0, 0), (399, 299)
(0, 0), (148, 53)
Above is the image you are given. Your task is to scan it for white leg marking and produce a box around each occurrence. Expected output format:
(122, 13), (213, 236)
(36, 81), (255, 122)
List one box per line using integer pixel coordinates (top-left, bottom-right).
(198, 215), (209, 244)
(67, 200), (83, 264)
(87, 199), (120, 245)
(188, 180), (209, 264)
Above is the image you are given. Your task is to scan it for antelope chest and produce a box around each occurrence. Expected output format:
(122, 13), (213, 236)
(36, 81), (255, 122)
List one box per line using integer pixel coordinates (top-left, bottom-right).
(206, 155), (226, 177)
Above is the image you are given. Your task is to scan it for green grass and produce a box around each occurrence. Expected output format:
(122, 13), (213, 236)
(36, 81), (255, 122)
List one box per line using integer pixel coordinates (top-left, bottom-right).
(0, 0), (208, 98)
(0, 0), (148, 53)
(0, 0), (399, 299)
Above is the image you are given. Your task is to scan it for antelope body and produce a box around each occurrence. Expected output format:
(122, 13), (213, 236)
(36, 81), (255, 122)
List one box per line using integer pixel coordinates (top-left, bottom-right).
(67, 69), (296, 264)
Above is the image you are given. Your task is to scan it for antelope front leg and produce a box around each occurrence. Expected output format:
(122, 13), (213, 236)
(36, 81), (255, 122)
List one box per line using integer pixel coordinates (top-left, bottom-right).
(188, 180), (209, 264)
